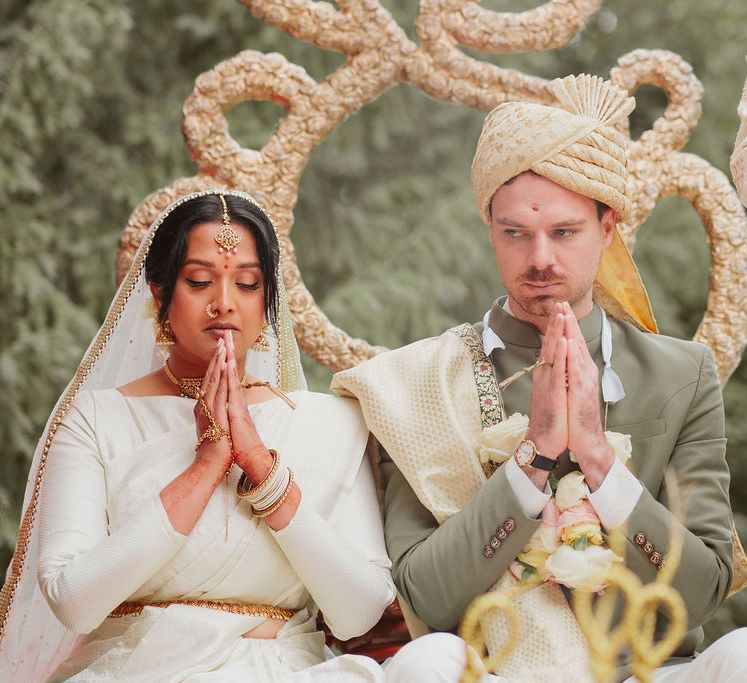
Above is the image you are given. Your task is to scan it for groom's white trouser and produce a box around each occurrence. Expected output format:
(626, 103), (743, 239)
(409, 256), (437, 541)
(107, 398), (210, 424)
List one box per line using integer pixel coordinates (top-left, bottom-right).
(384, 629), (747, 683)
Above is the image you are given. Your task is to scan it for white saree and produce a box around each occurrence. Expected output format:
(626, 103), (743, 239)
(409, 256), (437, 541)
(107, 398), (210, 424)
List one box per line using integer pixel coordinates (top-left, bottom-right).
(39, 388), (393, 681)
(0, 190), (395, 682)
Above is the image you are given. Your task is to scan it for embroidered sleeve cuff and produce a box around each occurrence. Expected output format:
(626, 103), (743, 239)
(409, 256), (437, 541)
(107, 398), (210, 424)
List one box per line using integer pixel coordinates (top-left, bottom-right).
(588, 458), (643, 530)
(504, 457), (551, 519)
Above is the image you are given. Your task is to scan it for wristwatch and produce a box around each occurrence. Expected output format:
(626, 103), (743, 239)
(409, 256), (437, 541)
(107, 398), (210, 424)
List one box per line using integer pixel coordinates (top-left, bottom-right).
(514, 439), (558, 471)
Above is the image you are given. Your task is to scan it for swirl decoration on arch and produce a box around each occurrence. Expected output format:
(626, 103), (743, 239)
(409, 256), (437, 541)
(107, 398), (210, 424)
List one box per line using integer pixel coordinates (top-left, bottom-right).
(116, 0), (747, 383)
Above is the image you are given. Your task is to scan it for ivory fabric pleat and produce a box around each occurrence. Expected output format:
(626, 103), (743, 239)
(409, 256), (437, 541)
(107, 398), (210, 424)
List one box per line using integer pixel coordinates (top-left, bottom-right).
(37, 389), (393, 681)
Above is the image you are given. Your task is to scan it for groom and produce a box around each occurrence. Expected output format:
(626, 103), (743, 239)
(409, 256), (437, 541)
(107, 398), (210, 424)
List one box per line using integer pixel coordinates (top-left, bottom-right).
(334, 74), (746, 681)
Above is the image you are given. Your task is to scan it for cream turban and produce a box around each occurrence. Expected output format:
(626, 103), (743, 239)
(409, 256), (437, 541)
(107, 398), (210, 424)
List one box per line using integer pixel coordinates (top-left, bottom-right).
(471, 74), (657, 333)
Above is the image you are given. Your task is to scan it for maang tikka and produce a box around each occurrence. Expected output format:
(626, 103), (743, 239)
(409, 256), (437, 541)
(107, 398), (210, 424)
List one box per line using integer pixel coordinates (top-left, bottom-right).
(215, 194), (241, 257)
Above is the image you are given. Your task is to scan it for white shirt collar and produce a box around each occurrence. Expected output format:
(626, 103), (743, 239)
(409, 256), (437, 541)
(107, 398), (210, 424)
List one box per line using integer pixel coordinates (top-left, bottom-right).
(481, 310), (506, 355)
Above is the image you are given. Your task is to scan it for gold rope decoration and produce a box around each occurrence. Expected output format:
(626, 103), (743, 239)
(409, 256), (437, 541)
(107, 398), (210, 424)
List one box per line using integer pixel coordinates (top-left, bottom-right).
(115, 1), (747, 385)
(572, 564), (687, 683)
(460, 470), (688, 682)
(458, 579), (537, 683)
(573, 470), (687, 682)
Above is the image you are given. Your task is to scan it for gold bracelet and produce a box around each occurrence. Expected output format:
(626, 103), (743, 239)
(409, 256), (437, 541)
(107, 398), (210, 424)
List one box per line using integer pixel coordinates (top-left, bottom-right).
(253, 468), (295, 518)
(194, 396), (231, 451)
(236, 449), (280, 498)
(194, 426), (231, 451)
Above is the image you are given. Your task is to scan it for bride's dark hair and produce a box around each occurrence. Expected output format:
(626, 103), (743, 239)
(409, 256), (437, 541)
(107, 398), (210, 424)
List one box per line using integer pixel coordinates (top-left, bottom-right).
(145, 194), (280, 328)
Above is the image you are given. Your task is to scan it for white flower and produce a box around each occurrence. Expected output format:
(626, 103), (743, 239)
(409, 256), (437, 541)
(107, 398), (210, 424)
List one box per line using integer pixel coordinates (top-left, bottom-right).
(479, 413), (529, 467)
(545, 544), (622, 592)
(605, 430), (632, 465)
(555, 471), (588, 511)
(527, 523), (561, 554)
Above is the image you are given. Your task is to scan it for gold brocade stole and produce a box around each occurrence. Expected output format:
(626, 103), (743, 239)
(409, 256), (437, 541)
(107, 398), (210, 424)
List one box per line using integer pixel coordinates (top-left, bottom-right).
(449, 327), (595, 683)
(449, 323), (505, 476)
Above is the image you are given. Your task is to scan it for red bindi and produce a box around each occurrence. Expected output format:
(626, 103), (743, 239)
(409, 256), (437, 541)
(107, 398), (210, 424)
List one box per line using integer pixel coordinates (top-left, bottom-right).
(224, 264), (229, 269)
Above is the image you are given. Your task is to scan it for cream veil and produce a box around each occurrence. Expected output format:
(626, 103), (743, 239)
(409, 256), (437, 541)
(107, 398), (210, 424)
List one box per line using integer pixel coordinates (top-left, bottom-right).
(0, 189), (305, 681)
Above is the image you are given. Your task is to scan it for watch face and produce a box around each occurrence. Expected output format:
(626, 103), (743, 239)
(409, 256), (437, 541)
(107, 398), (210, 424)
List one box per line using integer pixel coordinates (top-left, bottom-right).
(516, 440), (535, 466)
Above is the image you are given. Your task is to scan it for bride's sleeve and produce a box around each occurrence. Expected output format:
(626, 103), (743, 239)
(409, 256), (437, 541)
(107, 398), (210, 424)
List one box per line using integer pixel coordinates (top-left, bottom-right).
(270, 452), (396, 640)
(37, 392), (187, 633)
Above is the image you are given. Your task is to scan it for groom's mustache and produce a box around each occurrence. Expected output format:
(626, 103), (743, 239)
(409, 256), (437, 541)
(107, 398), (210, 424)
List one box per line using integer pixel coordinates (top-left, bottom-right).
(521, 267), (564, 283)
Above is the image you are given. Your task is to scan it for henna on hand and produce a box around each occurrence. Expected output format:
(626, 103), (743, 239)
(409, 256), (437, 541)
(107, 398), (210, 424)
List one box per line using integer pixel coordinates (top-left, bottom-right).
(193, 338), (233, 474)
(224, 331), (274, 482)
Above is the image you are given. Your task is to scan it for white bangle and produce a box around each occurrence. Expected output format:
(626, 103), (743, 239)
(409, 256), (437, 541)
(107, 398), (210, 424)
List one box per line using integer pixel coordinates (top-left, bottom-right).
(253, 468), (295, 518)
(253, 466), (290, 510)
(253, 466), (292, 513)
(236, 450), (281, 501)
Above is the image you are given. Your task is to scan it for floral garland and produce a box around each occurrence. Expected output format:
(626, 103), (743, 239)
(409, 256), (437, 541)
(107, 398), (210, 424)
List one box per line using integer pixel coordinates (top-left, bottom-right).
(480, 413), (633, 593)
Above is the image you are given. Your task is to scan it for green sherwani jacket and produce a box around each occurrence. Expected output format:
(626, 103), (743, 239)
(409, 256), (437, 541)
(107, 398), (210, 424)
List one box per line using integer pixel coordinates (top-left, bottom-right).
(334, 299), (733, 680)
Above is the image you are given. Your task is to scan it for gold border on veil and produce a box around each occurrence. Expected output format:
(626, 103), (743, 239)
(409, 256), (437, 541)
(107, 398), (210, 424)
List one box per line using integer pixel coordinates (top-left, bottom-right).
(0, 188), (300, 640)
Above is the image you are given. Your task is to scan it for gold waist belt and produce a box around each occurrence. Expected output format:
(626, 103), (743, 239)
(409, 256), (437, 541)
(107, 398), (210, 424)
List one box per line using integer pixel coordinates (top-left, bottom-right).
(110, 600), (296, 621)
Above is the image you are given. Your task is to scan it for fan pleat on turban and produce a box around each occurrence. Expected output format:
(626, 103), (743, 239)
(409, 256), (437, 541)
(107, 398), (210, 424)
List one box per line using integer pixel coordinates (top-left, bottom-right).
(471, 74), (657, 333)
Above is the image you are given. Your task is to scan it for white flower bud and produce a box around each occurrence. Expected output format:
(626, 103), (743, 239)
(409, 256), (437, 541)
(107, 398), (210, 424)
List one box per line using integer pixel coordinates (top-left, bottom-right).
(555, 471), (587, 511)
(479, 413), (529, 466)
(604, 430), (632, 465)
(545, 544), (621, 592)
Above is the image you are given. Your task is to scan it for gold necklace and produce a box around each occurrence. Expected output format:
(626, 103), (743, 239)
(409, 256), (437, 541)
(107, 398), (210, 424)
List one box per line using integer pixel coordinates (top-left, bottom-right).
(164, 362), (296, 409)
(163, 362), (203, 399)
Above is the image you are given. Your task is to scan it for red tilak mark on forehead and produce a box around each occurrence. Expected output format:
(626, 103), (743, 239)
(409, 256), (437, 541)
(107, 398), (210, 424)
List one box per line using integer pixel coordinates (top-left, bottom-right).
(224, 264), (229, 269)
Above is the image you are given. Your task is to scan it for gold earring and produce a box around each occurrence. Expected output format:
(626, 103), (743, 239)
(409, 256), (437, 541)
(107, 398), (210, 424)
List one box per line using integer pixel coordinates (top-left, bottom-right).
(155, 317), (176, 346)
(251, 321), (270, 352)
(206, 302), (219, 319)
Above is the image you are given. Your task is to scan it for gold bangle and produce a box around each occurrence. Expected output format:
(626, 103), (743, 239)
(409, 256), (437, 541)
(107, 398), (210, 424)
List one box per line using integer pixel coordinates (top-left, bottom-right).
(253, 468), (294, 518)
(236, 449), (280, 498)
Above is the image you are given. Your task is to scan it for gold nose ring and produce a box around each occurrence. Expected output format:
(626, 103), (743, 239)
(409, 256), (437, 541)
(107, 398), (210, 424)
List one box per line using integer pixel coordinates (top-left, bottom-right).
(206, 303), (219, 319)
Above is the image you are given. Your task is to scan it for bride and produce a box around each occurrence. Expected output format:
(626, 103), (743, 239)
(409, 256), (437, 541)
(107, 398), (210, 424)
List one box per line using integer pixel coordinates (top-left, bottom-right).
(0, 189), (396, 681)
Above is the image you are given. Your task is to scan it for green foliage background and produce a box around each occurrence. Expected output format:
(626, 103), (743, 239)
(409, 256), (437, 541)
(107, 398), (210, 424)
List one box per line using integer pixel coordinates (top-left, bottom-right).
(1, 0), (746, 644)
